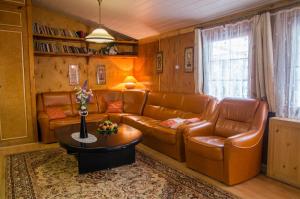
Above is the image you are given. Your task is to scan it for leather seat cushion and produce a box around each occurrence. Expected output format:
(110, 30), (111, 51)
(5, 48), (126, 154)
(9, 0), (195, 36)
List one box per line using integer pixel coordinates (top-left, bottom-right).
(49, 117), (80, 130)
(187, 136), (225, 160)
(85, 113), (108, 123)
(108, 113), (132, 123)
(123, 115), (160, 134)
(149, 126), (177, 144)
(49, 114), (108, 130)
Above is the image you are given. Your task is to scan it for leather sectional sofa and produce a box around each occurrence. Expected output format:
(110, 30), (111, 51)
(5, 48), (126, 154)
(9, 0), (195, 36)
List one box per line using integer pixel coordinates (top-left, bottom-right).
(37, 90), (268, 185)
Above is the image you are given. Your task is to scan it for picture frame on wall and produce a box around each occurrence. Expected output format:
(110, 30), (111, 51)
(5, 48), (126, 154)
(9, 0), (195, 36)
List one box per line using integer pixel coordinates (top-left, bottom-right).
(96, 64), (106, 85)
(68, 64), (79, 85)
(156, 52), (163, 73)
(184, 47), (194, 73)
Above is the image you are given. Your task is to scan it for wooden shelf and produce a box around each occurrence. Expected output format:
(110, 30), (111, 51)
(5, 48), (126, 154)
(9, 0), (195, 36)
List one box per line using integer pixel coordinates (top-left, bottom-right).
(34, 51), (137, 58)
(90, 54), (138, 59)
(34, 52), (89, 57)
(33, 34), (138, 45)
(33, 34), (85, 42)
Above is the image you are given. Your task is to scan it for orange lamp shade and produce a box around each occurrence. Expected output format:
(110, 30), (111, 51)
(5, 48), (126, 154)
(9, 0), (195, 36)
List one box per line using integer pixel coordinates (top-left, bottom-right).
(123, 76), (137, 89)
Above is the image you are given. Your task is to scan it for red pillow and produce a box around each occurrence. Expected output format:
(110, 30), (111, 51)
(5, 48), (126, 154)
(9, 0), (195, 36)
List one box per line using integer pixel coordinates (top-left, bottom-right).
(185, 118), (201, 124)
(106, 101), (123, 113)
(46, 107), (66, 120)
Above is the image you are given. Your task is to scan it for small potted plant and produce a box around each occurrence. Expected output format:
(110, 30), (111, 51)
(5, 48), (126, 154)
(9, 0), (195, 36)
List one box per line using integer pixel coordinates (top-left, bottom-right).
(97, 120), (118, 135)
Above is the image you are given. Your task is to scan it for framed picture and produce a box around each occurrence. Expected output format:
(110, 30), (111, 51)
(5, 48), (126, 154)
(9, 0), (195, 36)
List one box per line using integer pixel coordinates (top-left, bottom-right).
(184, 47), (194, 73)
(68, 64), (79, 85)
(96, 64), (106, 85)
(156, 52), (163, 73)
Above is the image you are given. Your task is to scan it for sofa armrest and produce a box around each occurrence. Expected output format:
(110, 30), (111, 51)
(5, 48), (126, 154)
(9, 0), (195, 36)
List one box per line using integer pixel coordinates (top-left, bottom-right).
(183, 122), (214, 139)
(224, 129), (262, 149)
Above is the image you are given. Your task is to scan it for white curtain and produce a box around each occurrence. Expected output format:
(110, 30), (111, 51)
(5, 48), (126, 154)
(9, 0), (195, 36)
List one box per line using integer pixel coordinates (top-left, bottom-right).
(272, 8), (300, 119)
(250, 12), (276, 112)
(201, 20), (252, 99)
(194, 28), (203, 93)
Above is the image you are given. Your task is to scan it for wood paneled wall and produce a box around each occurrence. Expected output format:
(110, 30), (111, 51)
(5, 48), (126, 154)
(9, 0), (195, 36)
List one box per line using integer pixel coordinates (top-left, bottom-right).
(32, 6), (135, 93)
(134, 32), (195, 93)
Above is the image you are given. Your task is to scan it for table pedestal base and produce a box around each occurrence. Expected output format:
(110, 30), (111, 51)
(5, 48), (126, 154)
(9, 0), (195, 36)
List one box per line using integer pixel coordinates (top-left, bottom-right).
(77, 145), (136, 174)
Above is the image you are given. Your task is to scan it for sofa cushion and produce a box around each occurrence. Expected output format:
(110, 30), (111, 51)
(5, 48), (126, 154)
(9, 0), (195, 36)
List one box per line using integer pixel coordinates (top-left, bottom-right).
(215, 98), (259, 138)
(49, 114), (108, 130)
(148, 126), (177, 144)
(108, 113), (132, 123)
(182, 94), (211, 116)
(85, 113), (108, 123)
(46, 107), (66, 120)
(49, 117), (80, 130)
(187, 136), (225, 161)
(123, 115), (159, 134)
(106, 101), (123, 113)
(160, 93), (183, 109)
(123, 90), (147, 115)
(43, 92), (73, 116)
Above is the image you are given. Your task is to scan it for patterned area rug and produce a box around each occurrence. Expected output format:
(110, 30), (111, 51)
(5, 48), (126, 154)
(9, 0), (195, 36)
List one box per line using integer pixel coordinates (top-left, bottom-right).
(6, 148), (238, 199)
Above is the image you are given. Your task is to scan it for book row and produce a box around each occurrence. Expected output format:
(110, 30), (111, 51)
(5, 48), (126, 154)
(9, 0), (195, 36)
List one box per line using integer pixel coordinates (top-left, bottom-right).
(33, 23), (87, 38)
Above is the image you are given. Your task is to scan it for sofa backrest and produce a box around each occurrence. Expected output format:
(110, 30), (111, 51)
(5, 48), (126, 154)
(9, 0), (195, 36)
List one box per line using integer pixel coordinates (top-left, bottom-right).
(94, 90), (123, 113)
(214, 98), (260, 138)
(123, 90), (147, 115)
(40, 92), (74, 116)
(143, 92), (215, 120)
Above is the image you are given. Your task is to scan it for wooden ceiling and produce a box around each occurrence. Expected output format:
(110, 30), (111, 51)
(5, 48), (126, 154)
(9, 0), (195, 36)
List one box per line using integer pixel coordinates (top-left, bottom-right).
(33, 0), (279, 39)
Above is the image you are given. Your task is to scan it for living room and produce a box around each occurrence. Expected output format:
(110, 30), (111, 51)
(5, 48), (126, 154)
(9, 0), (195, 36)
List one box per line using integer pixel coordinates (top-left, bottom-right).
(0, 0), (300, 198)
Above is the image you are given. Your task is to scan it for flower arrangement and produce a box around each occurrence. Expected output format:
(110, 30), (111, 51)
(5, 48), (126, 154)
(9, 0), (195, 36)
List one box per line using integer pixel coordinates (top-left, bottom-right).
(97, 120), (118, 135)
(75, 80), (93, 116)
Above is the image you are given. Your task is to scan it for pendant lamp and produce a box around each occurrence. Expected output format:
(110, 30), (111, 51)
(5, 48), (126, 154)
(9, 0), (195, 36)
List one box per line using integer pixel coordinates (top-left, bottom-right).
(86, 0), (114, 43)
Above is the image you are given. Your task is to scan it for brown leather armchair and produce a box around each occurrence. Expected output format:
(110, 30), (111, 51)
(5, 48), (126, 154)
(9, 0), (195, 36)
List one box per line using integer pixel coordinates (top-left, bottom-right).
(184, 98), (268, 185)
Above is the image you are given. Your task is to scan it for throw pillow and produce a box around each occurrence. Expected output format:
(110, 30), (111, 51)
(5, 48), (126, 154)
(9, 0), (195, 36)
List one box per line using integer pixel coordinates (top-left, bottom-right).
(185, 117), (201, 124)
(106, 101), (123, 113)
(159, 118), (186, 129)
(46, 107), (66, 120)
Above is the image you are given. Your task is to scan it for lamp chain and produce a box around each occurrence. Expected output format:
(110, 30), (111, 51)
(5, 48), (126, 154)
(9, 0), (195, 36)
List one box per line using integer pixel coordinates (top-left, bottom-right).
(98, 0), (102, 25)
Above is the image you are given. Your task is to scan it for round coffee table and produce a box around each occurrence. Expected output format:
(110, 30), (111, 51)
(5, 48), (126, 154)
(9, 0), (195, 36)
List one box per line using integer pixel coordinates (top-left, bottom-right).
(55, 123), (143, 174)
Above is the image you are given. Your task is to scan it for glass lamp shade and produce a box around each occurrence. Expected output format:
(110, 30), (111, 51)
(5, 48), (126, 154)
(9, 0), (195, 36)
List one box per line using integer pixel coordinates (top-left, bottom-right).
(123, 76), (137, 89)
(85, 28), (114, 43)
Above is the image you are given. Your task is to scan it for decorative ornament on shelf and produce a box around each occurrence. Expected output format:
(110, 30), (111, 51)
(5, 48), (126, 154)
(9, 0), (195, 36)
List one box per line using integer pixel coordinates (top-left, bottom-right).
(97, 120), (118, 135)
(85, 0), (114, 43)
(75, 80), (93, 138)
(123, 75), (137, 89)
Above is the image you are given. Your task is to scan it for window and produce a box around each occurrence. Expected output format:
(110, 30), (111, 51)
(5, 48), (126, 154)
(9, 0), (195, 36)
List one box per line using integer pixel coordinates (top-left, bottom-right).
(273, 8), (300, 119)
(201, 21), (251, 99)
(207, 36), (249, 99)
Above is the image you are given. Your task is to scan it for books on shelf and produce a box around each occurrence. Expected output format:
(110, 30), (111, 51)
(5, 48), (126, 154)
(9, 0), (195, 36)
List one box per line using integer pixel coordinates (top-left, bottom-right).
(33, 22), (87, 38)
(34, 41), (88, 55)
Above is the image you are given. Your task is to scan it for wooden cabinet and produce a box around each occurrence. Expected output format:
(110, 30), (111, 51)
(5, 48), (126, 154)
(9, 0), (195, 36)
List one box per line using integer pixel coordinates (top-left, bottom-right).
(0, 0), (36, 146)
(268, 117), (300, 188)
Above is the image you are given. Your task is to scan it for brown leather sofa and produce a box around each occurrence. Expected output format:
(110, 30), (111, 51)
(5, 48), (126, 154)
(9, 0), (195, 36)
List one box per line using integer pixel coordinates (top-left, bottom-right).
(37, 90), (146, 143)
(184, 98), (268, 185)
(37, 90), (216, 162)
(122, 92), (217, 161)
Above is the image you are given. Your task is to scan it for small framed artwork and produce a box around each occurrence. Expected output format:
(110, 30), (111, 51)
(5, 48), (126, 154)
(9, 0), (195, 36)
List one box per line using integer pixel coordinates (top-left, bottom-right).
(184, 47), (194, 73)
(68, 64), (79, 85)
(96, 64), (106, 85)
(156, 52), (163, 73)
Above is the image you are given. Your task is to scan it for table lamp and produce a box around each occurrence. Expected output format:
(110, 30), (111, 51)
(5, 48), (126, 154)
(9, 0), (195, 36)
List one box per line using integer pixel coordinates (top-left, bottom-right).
(123, 75), (137, 89)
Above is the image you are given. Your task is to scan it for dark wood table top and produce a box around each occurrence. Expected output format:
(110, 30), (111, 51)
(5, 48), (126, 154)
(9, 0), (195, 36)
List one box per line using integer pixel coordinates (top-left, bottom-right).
(54, 123), (143, 152)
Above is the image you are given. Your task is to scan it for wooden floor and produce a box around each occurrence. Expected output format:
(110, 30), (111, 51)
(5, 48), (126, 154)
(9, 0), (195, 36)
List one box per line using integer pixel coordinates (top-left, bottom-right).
(1, 143), (300, 199)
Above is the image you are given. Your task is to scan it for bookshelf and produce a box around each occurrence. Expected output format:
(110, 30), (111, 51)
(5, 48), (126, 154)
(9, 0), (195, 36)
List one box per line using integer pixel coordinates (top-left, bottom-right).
(32, 23), (138, 58)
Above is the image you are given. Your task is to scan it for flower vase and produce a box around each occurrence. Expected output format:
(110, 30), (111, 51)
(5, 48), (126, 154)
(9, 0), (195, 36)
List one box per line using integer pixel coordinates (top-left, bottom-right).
(80, 111), (88, 138)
